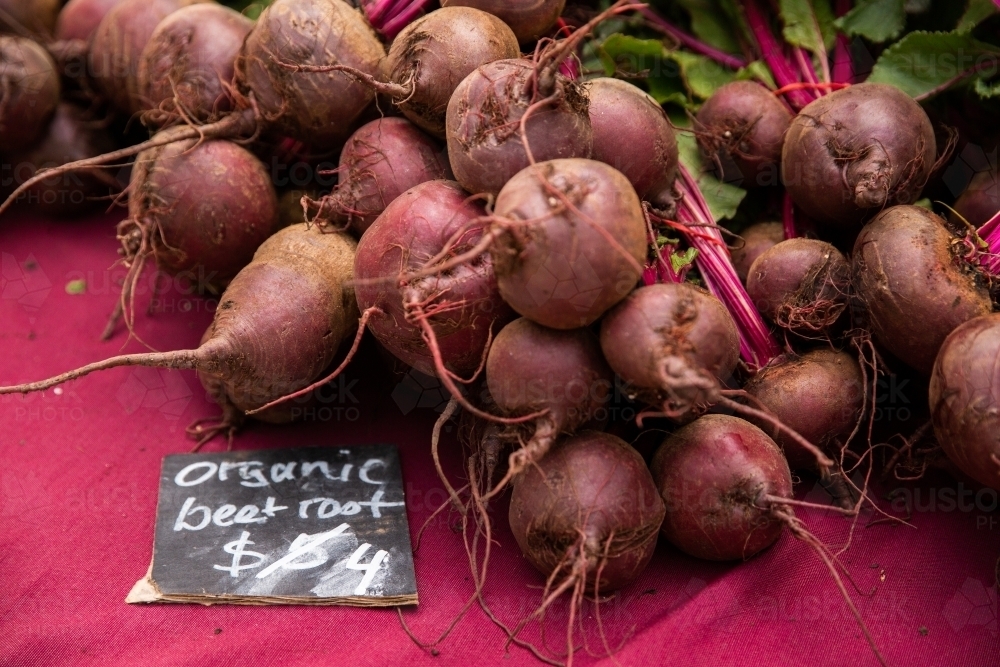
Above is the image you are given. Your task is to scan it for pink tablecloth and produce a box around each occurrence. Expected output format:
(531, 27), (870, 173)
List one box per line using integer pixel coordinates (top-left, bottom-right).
(1, 211), (997, 667)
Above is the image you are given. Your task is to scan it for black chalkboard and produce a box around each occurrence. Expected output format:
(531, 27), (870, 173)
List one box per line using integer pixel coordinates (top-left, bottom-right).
(127, 445), (417, 606)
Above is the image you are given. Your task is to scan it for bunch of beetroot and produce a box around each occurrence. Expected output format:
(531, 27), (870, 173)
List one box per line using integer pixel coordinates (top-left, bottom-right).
(5, 1), (1000, 665)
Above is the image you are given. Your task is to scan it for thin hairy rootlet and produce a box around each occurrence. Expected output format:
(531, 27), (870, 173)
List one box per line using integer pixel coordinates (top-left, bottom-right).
(441, 0), (566, 44)
(781, 83), (942, 235)
(0, 35), (60, 153)
(585, 76), (679, 210)
(695, 80), (792, 188)
(746, 238), (851, 338)
(0, 225), (359, 447)
(651, 414), (887, 665)
(137, 3), (251, 128)
(930, 313), (1000, 491)
(304, 117), (452, 236)
(507, 431), (665, 667)
(484, 318), (614, 495)
(852, 205), (992, 375)
(105, 138), (281, 340)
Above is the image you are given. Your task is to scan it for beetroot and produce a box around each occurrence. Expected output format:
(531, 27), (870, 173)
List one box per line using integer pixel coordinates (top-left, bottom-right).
(951, 169), (1000, 228)
(746, 238), (850, 336)
(585, 76), (678, 209)
(137, 3), (251, 127)
(731, 221), (783, 283)
(599, 282), (740, 420)
(852, 205), (991, 374)
(107, 138), (281, 338)
(744, 349), (865, 470)
(0, 0), (60, 36)
(696, 81), (792, 188)
(377, 7), (520, 138)
(782, 83), (937, 231)
(0, 36), (60, 153)
(5, 103), (118, 216)
(651, 414), (792, 560)
(353, 179), (512, 379)
(88, 0), (204, 115)
(0, 224), (359, 444)
(486, 318), (613, 478)
(930, 313), (1000, 491)
(56, 0), (124, 42)
(441, 0), (566, 44)
(491, 158), (646, 329)
(304, 117), (452, 236)
(508, 430), (664, 660)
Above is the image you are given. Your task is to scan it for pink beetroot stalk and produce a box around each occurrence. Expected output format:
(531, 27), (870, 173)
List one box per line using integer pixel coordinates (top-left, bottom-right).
(362, 0), (432, 39)
(639, 7), (748, 70)
(978, 211), (1000, 274)
(832, 0), (855, 84)
(674, 164), (781, 370)
(743, 0), (817, 110)
(554, 18), (581, 80)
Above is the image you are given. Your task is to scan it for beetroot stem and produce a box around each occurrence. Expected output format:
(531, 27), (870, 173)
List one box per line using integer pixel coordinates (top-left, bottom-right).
(380, 0), (433, 39)
(638, 7), (748, 70)
(978, 211), (1000, 274)
(674, 164), (781, 369)
(743, 0), (814, 110)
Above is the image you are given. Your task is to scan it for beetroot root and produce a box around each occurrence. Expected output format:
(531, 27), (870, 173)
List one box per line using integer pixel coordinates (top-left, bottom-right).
(305, 117), (452, 236)
(782, 83), (937, 231)
(696, 81), (792, 188)
(731, 221), (783, 283)
(137, 3), (251, 127)
(0, 224), (359, 444)
(56, 0), (124, 41)
(746, 238), (851, 336)
(0, 36), (60, 153)
(586, 77), (678, 209)
(491, 158), (646, 329)
(441, 0), (566, 44)
(852, 205), (991, 374)
(744, 349), (865, 470)
(951, 169), (1000, 228)
(486, 317), (613, 481)
(0, 0), (60, 36)
(930, 313), (1000, 491)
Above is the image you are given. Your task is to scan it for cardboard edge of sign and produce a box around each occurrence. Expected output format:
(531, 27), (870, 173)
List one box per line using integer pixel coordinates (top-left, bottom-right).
(126, 566), (418, 607)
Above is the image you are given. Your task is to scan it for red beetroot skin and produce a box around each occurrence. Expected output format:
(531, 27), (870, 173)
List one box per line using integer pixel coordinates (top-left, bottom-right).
(509, 431), (665, 593)
(441, 0), (566, 44)
(930, 313), (1000, 491)
(951, 169), (1000, 228)
(353, 180), (514, 377)
(56, 0), (125, 41)
(731, 221), (783, 283)
(651, 414), (793, 561)
(138, 4), (252, 127)
(308, 117), (452, 236)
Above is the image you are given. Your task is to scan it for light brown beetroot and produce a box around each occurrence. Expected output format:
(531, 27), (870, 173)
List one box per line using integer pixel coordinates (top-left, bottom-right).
(0, 36), (60, 153)
(0, 0), (60, 36)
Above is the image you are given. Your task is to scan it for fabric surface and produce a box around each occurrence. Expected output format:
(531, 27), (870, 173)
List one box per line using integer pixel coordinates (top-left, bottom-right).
(1, 211), (998, 667)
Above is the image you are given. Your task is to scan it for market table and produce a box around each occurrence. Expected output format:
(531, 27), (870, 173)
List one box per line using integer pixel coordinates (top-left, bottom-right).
(1, 210), (997, 667)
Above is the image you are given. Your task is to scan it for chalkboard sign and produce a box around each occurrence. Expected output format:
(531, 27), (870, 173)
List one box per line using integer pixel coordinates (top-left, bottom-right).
(127, 445), (417, 606)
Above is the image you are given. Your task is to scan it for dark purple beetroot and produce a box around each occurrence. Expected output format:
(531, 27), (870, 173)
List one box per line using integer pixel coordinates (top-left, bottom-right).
(853, 205), (991, 375)
(380, 6), (519, 139)
(696, 81), (792, 188)
(951, 169), (1000, 228)
(442, 0), (566, 44)
(118, 138), (281, 302)
(56, 0), (124, 41)
(509, 430), (665, 593)
(88, 0), (204, 115)
(586, 76), (678, 209)
(446, 58), (592, 197)
(137, 3), (251, 127)
(487, 317), (613, 473)
(0, 36), (60, 153)
(746, 238), (850, 336)
(305, 117), (452, 236)
(600, 282), (740, 420)
(0, 0), (60, 36)
(353, 179), (513, 377)
(650, 414), (793, 561)
(731, 221), (783, 283)
(782, 83), (937, 232)
(491, 158), (646, 329)
(930, 313), (1000, 491)
(235, 0), (386, 152)
(5, 103), (118, 216)
(744, 349), (865, 470)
